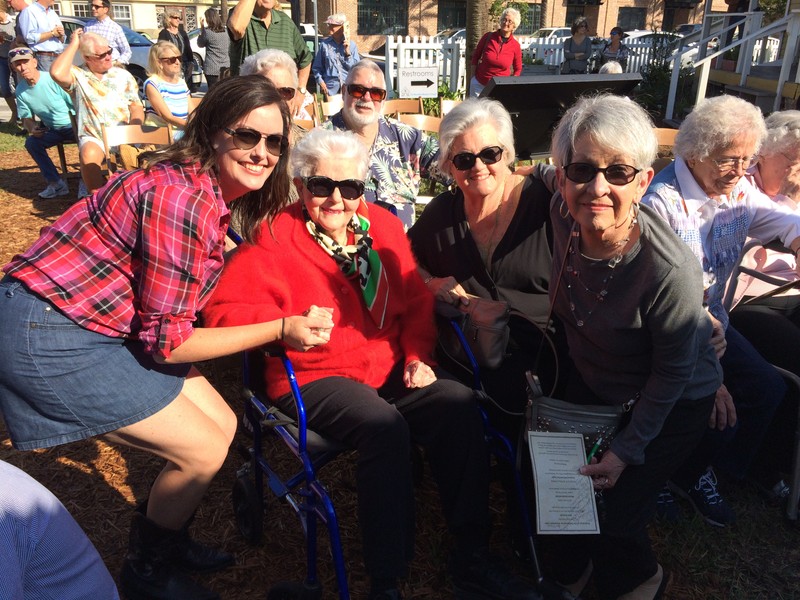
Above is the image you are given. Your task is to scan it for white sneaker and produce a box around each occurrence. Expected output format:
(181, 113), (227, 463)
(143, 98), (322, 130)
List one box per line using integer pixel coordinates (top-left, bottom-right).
(77, 180), (89, 199)
(38, 179), (70, 199)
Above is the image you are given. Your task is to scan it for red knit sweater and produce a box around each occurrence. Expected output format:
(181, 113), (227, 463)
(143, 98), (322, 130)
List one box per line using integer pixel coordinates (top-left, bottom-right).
(203, 203), (437, 399)
(471, 30), (522, 85)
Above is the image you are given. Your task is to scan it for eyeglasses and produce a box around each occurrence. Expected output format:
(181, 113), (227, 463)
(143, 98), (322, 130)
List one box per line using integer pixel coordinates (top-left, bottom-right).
(302, 176), (366, 200)
(276, 86), (296, 101)
(223, 127), (288, 156)
(563, 163), (641, 185)
(346, 84), (387, 102)
(159, 55), (181, 64)
(710, 155), (757, 171)
(8, 47), (34, 60)
(91, 49), (113, 60)
(450, 146), (504, 171)
(90, 4), (105, 9)
(170, 15), (181, 20)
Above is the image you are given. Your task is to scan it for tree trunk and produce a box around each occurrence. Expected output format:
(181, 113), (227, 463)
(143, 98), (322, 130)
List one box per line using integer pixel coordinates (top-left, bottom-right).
(466, 0), (489, 88)
(540, 0), (549, 30)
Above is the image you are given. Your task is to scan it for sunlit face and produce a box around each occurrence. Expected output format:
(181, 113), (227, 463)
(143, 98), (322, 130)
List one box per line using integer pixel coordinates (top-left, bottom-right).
(687, 136), (758, 199)
(254, 0), (276, 14)
(756, 148), (800, 198)
(450, 122), (509, 201)
(9, 0), (27, 12)
(499, 16), (516, 36)
(83, 43), (113, 74)
(212, 104), (284, 202)
(343, 69), (385, 129)
(556, 134), (652, 240)
(157, 51), (182, 77)
(297, 156), (363, 244)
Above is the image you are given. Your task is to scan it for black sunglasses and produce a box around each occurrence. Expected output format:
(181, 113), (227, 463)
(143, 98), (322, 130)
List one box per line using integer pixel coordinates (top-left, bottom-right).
(563, 163), (641, 185)
(451, 146), (504, 171)
(302, 176), (365, 200)
(276, 86), (296, 101)
(346, 84), (387, 101)
(92, 49), (113, 60)
(223, 127), (288, 156)
(90, 3), (105, 8)
(158, 55), (181, 65)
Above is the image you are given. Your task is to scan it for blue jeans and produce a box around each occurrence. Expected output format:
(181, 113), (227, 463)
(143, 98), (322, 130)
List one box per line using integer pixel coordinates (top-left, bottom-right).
(0, 57), (12, 98)
(672, 324), (786, 488)
(25, 126), (75, 183)
(35, 53), (58, 73)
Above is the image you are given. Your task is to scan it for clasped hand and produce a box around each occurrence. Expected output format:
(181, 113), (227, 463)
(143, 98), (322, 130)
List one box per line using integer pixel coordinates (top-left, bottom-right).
(282, 305), (334, 352)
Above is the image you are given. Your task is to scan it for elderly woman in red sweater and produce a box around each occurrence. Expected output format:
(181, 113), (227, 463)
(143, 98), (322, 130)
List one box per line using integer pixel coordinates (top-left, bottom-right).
(203, 128), (538, 600)
(469, 7), (522, 97)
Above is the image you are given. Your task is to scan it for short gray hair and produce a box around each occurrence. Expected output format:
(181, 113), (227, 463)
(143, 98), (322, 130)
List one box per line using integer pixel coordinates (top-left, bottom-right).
(240, 48), (298, 87)
(674, 95), (766, 161)
(80, 32), (109, 58)
(344, 59), (384, 87)
(438, 98), (516, 177)
(762, 110), (800, 158)
(550, 94), (657, 171)
(501, 8), (521, 28)
(290, 128), (370, 180)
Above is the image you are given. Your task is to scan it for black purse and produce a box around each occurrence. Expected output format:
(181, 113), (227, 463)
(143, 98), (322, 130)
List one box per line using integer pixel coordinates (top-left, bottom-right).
(438, 295), (510, 370)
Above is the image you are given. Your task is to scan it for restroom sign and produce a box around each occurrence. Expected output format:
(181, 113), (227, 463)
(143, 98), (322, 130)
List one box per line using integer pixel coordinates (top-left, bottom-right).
(397, 66), (438, 98)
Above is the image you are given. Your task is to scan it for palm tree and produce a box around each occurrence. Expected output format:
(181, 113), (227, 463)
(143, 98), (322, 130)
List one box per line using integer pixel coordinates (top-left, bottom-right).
(540, 0), (549, 30)
(466, 0), (490, 86)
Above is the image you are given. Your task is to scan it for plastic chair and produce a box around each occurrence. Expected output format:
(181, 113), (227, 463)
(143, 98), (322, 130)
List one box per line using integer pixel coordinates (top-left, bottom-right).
(101, 123), (173, 173)
(234, 346), (350, 600)
(724, 239), (800, 521)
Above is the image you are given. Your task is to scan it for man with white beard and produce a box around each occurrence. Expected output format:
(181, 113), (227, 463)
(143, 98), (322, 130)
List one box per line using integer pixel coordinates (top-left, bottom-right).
(322, 59), (447, 226)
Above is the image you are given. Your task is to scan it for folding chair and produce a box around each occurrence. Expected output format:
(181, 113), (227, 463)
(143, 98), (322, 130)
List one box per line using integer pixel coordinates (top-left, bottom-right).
(397, 113), (442, 134)
(724, 239), (800, 521)
(439, 98), (462, 117)
(319, 96), (344, 122)
(101, 123), (173, 174)
(383, 98), (423, 118)
(234, 346), (350, 600)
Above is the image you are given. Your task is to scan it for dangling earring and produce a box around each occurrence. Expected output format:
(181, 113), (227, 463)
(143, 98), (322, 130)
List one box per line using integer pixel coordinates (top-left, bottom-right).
(559, 198), (570, 219)
(631, 202), (640, 223)
(448, 181), (458, 196)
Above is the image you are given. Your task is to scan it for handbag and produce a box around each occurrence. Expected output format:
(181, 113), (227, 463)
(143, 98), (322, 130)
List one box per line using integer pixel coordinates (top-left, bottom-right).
(438, 295), (510, 370)
(525, 371), (630, 454)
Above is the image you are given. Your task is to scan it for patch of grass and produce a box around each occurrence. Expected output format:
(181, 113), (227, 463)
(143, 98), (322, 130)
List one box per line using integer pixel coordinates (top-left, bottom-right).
(0, 120), (27, 153)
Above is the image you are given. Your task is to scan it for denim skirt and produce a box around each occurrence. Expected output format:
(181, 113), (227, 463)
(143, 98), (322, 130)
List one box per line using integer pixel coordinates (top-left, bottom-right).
(0, 277), (191, 450)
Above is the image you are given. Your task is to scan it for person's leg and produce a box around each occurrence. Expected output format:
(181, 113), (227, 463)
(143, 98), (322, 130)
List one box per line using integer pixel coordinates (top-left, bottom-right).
(205, 74), (218, 90)
(25, 127), (73, 185)
(103, 367), (237, 528)
(0, 58), (17, 122)
(591, 393), (715, 599)
(79, 137), (107, 193)
(279, 376), (415, 585)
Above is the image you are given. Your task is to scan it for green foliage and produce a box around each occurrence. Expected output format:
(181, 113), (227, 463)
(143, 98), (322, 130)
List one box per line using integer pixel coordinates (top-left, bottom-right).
(758, 0), (788, 25)
(635, 61), (695, 119)
(422, 81), (462, 116)
(488, 0), (530, 30)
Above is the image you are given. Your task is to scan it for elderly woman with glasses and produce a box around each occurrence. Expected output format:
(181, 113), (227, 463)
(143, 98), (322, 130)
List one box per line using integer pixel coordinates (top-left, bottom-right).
(469, 7), (522, 97)
(547, 93), (721, 599)
(0, 76), (333, 600)
(203, 127), (539, 600)
(642, 96), (800, 527)
(240, 48), (316, 122)
(408, 97), (562, 556)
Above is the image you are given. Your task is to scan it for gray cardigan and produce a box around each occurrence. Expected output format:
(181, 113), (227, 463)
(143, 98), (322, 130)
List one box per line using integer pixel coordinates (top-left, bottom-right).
(549, 199), (722, 465)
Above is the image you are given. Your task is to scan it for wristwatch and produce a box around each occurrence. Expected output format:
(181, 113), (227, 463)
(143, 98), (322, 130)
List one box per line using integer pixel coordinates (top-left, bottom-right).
(298, 87), (307, 94)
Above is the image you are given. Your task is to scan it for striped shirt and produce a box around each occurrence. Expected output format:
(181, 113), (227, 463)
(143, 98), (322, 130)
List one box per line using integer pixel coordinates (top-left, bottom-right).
(4, 162), (230, 358)
(228, 8), (312, 76)
(145, 75), (189, 120)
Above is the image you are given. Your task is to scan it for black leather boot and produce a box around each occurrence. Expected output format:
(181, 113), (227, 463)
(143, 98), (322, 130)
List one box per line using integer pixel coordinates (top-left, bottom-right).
(119, 512), (220, 600)
(175, 513), (235, 573)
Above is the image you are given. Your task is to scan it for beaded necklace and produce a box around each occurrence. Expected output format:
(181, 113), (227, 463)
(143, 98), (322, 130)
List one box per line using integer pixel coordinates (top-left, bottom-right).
(565, 213), (637, 327)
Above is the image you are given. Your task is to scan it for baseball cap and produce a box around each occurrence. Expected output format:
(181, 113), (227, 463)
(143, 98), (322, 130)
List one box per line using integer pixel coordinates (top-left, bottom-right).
(8, 47), (35, 63)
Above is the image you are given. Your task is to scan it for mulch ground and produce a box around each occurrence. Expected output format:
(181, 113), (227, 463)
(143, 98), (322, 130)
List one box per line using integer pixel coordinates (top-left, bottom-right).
(2, 145), (798, 600)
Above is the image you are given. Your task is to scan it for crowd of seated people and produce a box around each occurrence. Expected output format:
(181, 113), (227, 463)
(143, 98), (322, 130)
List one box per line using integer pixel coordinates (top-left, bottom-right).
(5, 5), (800, 597)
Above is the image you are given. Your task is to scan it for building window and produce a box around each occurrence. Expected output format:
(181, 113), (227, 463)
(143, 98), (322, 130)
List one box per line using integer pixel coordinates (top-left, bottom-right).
(565, 7), (585, 28)
(73, 3), (91, 18)
(111, 4), (133, 29)
(617, 7), (647, 31)
(437, 0), (466, 32)
(357, 0), (408, 36)
(515, 3), (542, 35)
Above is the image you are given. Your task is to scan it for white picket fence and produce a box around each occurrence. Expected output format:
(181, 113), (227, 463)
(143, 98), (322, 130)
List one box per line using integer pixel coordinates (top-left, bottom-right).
(382, 34), (782, 98)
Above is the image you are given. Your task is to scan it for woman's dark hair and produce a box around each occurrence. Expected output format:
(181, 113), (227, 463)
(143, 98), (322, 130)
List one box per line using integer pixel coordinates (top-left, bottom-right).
(147, 75), (292, 243)
(204, 7), (224, 32)
(571, 16), (589, 35)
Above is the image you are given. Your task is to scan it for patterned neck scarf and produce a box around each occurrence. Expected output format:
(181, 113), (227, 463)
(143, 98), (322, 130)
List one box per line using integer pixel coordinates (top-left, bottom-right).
(303, 199), (389, 328)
